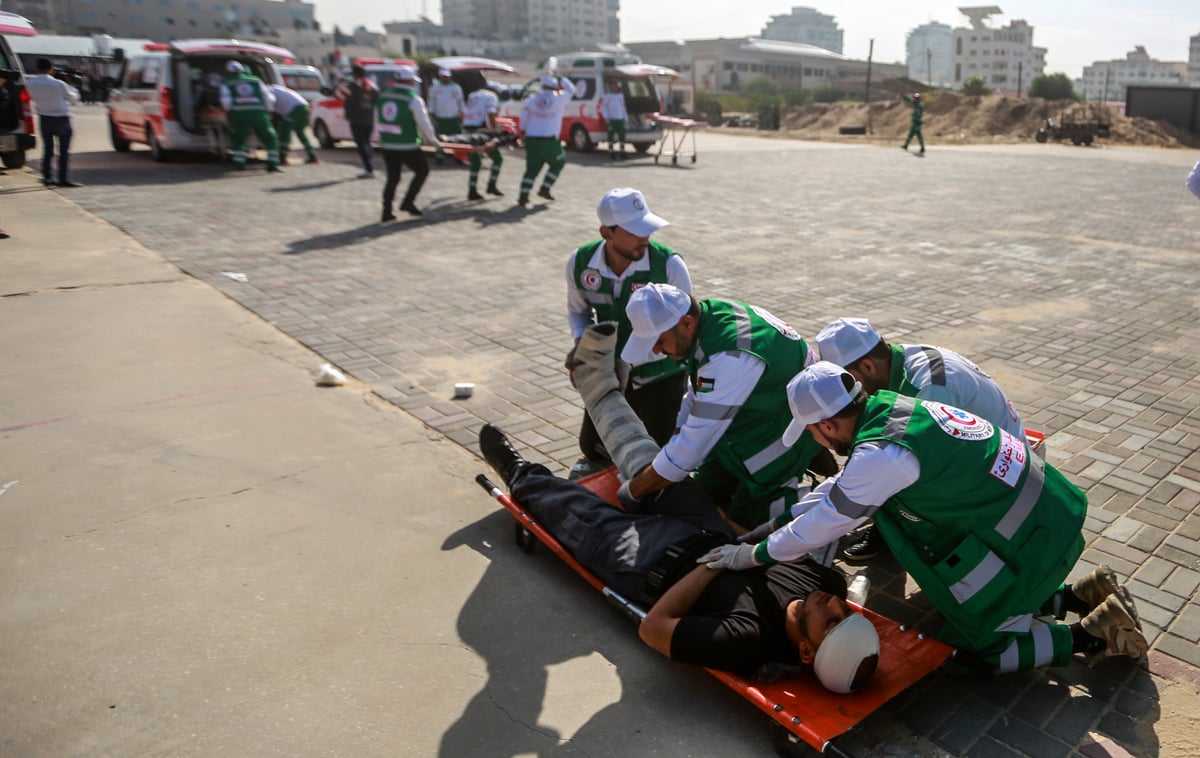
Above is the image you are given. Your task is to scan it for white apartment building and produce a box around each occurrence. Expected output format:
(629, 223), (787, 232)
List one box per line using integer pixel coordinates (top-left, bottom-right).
(1079, 46), (1188, 103)
(952, 6), (1045, 94)
(760, 6), (843, 54)
(441, 0), (617, 50)
(906, 22), (953, 87)
(1189, 32), (1200, 83)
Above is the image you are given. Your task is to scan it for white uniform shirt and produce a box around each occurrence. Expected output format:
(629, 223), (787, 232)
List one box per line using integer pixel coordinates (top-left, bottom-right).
(520, 77), (577, 137)
(899, 344), (1025, 438)
(564, 244), (692, 342)
(25, 74), (79, 117)
(1188, 159), (1200, 201)
(599, 92), (627, 121)
(268, 84), (307, 117)
(763, 441), (921, 561)
(463, 89), (499, 128)
(219, 77), (276, 112)
(427, 81), (465, 119)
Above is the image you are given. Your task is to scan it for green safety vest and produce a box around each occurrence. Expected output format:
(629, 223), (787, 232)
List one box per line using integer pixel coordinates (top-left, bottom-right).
(855, 392), (1086, 650)
(376, 86), (419, 148)
(887, 342), (927, 396)
(225, 74), (267, 112)
(572, 239), (685, 385)
(689, 299), (821, 522)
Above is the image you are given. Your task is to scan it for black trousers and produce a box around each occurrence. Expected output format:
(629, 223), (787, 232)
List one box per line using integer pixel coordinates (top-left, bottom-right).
(509, 463), (733, 607)
(579, 371), (687, 462)
(39, 115), (72, 183)
(381, 149), (430, 210)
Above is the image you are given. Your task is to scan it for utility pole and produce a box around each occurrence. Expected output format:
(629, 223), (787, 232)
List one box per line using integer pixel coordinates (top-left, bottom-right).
(927, 47), (932, 86)
(865, 38), (874, 134)
(1017, 61), (1023, 97)
(1102, 65), (1111, 105)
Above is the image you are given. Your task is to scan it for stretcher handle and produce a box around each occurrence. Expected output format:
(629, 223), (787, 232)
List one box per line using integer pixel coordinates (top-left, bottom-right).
(475, 472), (648, 622)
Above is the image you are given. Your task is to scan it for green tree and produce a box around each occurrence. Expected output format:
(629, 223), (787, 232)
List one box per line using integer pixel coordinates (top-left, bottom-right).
(1029, 72), (1077, 100)
(960, 76), (991, 96)
(810, 85), (842, 103)
(740, 75), (783, 109)
(695, 90), (722, 125)
(784, 89), (812, 107)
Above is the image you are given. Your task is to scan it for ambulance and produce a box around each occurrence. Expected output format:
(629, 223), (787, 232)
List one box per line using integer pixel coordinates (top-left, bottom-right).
(0, 11), (38, 169)
(107, 39), (293, 161)
(499, 52), (680, 153)
(309, 55), (515, 148)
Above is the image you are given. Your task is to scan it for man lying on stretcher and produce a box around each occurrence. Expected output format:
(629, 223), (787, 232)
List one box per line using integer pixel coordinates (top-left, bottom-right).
(478, 322), (881, 694)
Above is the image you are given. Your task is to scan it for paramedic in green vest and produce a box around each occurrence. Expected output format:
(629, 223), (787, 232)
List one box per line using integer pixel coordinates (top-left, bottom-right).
(901, 91), (925, 154)
(376, 66), (443, 222)
(618, 284), (837, 539)
(564, 188), (692, 479)
(701, 362), (1148, 672)
(219, 61), (280, 172)
(816, 316), (1027, 561)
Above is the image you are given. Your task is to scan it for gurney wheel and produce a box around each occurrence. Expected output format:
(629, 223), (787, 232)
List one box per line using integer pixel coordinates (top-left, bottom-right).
(691, 156), (697, 164)
(654, 155), (659, 164)
(514, 522), (537, 554)
(671, 156), (678, 165)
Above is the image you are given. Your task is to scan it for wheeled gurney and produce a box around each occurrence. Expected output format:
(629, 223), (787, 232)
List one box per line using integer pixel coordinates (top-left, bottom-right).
(651, 114), (710, 165)
(475, 466), (956, 756)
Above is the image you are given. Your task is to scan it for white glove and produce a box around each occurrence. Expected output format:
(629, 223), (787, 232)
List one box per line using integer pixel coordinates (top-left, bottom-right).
(616, 480), (642, 511)
(737, 519), (776, 544)
(697, 543), (762, 571)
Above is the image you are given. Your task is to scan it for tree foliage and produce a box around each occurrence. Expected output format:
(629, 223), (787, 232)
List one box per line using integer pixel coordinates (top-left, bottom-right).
(960, 76), (991, 96)
(1029, 73), (1077, 101)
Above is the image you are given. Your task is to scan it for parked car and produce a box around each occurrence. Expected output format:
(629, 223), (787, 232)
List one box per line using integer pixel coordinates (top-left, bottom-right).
(107, 38), (293, 161)
(0, 11), (38, 169)
(310, 55), (514, 148)
(498, 52), (678, 153)
(273, 63), (328, 105)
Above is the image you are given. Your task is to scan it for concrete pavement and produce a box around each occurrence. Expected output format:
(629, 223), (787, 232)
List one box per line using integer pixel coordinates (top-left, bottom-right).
(4, 110), (1200, 756)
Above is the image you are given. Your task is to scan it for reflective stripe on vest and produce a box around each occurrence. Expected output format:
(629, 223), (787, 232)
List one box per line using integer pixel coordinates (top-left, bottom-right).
(690, 399), (739, 421)
(744, 438), (792, 475)
(829, 481), (876, 519)
(730, 303), (753, 351)
(916, 346), (947, 385)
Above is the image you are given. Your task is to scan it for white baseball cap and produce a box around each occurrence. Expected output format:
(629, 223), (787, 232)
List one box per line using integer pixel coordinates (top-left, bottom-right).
(813, 613), (880, 694)
(438, 68), (451, 77)
(621, 283), (691, 365)
(781, 361), (863, 447)
(815, 318), (882, 367)
(226, 60), (244, 74)
(395, 65), (418, 82)
(597, 187), (669, 237)
(541, 75), (559, 88)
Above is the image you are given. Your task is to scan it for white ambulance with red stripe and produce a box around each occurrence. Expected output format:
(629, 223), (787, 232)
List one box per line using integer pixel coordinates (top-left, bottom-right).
(498, 52), (679, 154)
(107, 39), (293, 161)
(0, 11), (38, 169)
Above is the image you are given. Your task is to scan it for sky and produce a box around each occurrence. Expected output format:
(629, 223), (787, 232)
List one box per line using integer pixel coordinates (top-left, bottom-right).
(313, 1), (1200, 79)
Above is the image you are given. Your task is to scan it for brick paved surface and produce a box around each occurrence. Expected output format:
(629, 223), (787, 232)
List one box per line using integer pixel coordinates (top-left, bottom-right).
(61, 123), (1200, 756)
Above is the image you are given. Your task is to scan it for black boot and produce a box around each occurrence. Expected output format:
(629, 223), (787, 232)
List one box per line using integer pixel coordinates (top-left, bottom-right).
(842, 525), (889, 562)
(479, 424), (526, 486)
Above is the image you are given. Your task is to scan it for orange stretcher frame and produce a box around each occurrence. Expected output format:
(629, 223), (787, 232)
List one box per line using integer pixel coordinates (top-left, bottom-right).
(475, 467), (956, 755)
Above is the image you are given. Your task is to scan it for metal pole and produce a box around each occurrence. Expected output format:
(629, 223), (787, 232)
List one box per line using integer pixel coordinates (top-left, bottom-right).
(927, 47), (932, 86)
(865, 38), (873, 134)
(1018, 61), (1023, 97)
(1102, 65), (1110, 105)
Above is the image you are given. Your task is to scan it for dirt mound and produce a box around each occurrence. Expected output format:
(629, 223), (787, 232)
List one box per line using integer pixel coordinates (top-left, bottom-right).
(773, 92), (1198, 148)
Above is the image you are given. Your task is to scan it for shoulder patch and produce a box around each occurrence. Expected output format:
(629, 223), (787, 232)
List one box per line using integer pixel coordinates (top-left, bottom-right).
(922, 401), (994, 441)
(696, 376), (716, 393)
(581, 268), (603, 291)
(989, 429), (1026, 488)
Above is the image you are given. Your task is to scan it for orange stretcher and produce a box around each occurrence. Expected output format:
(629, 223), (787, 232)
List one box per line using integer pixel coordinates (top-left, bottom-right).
(650, 114), (710, 165)
(475, 467), (956, 755)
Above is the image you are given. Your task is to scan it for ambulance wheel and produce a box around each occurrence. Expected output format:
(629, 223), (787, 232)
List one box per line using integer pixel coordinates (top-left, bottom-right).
(1, 149), (25, 168)
(146, 125), (171, 162)
(671, 155), (678, 165)
(313, 120), (336, 149)
(569, 124), (594, 152)
(691, 155), (697, 163)
(514, 523), (536, 554)
(110, 118), (131, 152)
(634, 142), (651, 154)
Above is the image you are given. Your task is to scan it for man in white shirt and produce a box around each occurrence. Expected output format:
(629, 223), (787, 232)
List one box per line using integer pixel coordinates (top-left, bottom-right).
(268, 83), (319, 165)
(1188, 159), (1200, 202)
(517, 75), (576, 206)
(25, 58), (81, 187)
(427, 69), (464, 164)
(462, 84), (504, 200)
(599, 79), (628, 160)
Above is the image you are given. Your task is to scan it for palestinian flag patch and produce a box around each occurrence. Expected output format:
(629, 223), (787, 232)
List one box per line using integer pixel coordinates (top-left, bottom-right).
(697, 376), (716, 393)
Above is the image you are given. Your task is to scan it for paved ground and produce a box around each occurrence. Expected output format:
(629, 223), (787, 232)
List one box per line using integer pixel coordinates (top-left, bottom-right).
(9, 108), (1200, 756)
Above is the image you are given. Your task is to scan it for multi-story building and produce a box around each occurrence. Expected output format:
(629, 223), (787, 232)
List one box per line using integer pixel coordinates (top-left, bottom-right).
(951, 6), (1045, 95)
(906, 22), (953, 87)
(625, 37), (905, 98)
(440, 0), (617, 50)
(12, 0), (319, 40)
(1189, 32), (1200, 84)
(760, 6), (843, 54)
(1079, 46), (1188, 103)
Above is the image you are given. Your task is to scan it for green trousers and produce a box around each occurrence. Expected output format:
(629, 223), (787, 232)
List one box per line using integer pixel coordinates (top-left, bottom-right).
(606, 118), (626, 155)
(228, 110), (279, 168)
(520, 136), (565, 199)
(903, 123), (925, 151)
(465, 127), (503, 190)
(277, 105), (316, 161)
